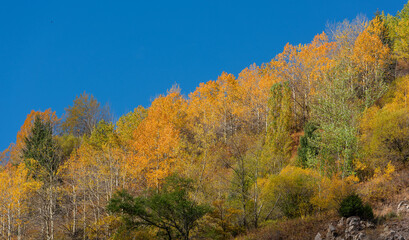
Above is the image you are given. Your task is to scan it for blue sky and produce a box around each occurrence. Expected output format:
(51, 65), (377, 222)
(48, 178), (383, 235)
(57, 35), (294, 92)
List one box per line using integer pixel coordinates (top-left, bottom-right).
(0, 0), (406, 151)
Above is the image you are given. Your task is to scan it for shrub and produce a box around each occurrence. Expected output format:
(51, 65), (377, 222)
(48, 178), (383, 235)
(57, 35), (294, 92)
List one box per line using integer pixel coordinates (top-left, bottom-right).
(362, 203), (374, 220)
(262, 166), (351, 219)
(339, 194), (374, 220)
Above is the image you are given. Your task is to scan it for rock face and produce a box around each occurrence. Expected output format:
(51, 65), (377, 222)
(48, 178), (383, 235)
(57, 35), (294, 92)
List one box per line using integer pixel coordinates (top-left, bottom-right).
(316, 216), (405, 240)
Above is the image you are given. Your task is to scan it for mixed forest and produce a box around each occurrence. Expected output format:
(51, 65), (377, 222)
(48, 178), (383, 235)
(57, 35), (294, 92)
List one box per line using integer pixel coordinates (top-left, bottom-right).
(2, 2), (409, 239)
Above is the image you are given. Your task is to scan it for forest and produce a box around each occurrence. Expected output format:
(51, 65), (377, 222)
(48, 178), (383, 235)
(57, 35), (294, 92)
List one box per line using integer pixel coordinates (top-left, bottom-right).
(2, 2), (409, 240)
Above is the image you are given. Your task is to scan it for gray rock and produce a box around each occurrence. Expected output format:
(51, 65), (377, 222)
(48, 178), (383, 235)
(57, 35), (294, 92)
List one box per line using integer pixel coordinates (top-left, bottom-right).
(352, 232), (368, 240)
(338, 217), (346, 227)
(346, 217), (361, 227)
(347, 224), (360, 234)
(365, 221), (375, 229)
(397, 200), (409, 215)
(329, 223), (336, 233)
(315, 232), (322, 240)
(326, 223), (338, 239)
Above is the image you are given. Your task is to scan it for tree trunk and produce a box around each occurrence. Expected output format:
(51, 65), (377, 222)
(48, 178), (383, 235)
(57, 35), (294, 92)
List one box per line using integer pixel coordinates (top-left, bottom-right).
(7, 207), (11, 240)
(73, 186), (76, 235)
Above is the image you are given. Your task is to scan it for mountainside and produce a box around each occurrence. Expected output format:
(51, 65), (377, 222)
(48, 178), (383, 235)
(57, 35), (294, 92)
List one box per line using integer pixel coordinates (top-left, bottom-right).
(2, 2), (409, 240)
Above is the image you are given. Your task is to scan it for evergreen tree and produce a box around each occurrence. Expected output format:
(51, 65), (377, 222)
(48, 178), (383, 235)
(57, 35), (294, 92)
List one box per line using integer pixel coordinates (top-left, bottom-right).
(23, 116), (62, 240)
(297, 122), (319, 168)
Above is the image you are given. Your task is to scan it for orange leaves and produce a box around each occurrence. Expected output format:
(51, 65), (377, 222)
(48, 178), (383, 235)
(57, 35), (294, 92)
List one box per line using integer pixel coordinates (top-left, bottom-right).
(352, 29), (390, 71)
(130, 92), (187, 188)
(265, 32), (336, 127)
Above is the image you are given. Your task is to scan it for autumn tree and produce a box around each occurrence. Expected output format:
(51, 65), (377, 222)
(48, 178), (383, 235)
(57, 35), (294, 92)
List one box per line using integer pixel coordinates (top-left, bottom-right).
(360, 76), (409, 172)
(237, 64), (278, 135)
(0, 164), (39, 240)
(387, 1), (409, 61)
(267, 33), (336, 128)
(62, 92), (110, 136)
(262, 81), (293, 173)
(352, 17), (391, 108)
(130, 91), (186, 189)
(61, 120), (126, 239)
(116, 106), (147, 148)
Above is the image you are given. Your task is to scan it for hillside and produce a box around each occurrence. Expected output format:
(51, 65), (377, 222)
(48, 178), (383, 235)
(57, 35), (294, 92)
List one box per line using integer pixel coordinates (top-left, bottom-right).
(2, 2), (409, 240)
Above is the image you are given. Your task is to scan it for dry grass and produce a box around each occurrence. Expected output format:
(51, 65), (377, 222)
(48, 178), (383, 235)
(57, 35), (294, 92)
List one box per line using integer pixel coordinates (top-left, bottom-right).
(359, 168), (409, 207)
(235, 213), (338, 240)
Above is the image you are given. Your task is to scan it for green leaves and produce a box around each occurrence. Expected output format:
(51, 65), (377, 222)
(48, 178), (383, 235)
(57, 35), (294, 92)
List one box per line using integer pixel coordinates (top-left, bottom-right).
(297, 122), (319, 168)
(107, 175), (211, 240)
(22, 116), (61, 181)
(339, 194), (374, 220)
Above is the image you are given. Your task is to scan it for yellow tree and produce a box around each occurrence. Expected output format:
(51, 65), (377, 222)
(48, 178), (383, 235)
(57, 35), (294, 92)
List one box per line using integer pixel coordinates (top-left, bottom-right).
(267, 33), (336, 128)
(359, 76), (409, 174)
(237, 64), (278, 135)
(352, 18), (391, 108)
(387, 1), (409, 61)
(131, 91), (187, 189)
(116, 106), (147, 149)
(0, 164), (40, 240)
(61, 121), (126, 239)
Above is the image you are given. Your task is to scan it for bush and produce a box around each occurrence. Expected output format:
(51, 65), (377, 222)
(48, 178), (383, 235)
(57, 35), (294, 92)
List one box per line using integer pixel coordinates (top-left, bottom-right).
(362, 203), (374, 220)
(339, 194), (374, 220)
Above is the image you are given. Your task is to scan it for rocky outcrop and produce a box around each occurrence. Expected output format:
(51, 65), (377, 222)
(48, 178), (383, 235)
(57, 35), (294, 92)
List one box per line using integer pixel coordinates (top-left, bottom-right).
(380, 226), (405, 240)
(316, 216), (405, 240)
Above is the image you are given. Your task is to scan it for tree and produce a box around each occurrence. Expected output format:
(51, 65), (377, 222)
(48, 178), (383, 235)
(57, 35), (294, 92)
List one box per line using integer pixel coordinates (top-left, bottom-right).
(387, 1), (409, 61)
(311, 64), (359, 177)
(62, 92), (110, 136)
(107, 175), (210, 240)
(61, 120), (126, 239)
(23, 116), (61, 182)
(22, 116), (62, 240)
(131, 91), (186, 189)
(0, 163), (40, 240)
(237, 64), (274, 135)
(267, 33), (336, 128)
(116, 106), (147, 148)
(352, 22), (390, 108)
(360, 76), (409, 169)
(8, 109), (59, 165)
(262, 81), (293, 173)
(297, 122), (319, 168)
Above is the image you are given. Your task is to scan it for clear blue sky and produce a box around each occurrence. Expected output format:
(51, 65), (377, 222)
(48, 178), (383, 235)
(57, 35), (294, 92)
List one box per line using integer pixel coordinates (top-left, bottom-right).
(0, 0), (406, 151)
